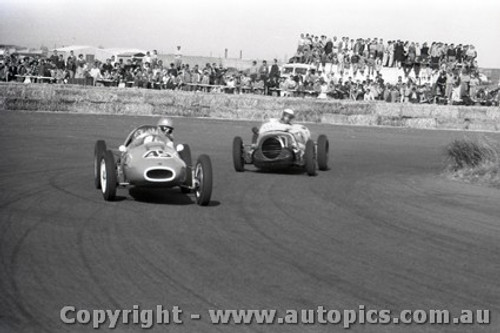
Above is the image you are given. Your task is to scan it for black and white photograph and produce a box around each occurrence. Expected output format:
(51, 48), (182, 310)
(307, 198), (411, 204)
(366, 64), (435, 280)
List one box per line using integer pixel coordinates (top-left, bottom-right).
(0, 0), (499, 332)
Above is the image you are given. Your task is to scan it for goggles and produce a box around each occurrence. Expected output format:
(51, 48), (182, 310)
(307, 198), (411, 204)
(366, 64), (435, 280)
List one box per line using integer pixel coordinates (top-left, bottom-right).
(159, 126), (173, 134)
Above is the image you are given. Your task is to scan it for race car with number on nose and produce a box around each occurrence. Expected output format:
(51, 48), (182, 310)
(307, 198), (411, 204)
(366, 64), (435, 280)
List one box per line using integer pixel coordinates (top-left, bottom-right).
(93, 124), (213, 205)
(232, 120), (329, 176)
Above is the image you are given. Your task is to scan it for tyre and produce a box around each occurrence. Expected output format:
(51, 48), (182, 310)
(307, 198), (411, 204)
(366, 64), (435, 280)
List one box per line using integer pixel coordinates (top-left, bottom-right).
(317, 134), (329, 171)
(194, 154), (213, 206)
(100, 150), (117, 201)
(94, 140), (107, 189)
(178, 144), (192, 193)
(232, 136), (245, 172)
(305, 139), (317, 176)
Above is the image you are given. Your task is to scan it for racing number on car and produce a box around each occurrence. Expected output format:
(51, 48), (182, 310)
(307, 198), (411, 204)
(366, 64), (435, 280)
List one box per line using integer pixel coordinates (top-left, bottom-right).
(144, 150), (172, 158)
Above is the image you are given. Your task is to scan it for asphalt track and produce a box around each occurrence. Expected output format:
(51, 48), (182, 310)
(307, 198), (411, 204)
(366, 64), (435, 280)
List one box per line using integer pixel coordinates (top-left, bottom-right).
(0, 111), (499, 333)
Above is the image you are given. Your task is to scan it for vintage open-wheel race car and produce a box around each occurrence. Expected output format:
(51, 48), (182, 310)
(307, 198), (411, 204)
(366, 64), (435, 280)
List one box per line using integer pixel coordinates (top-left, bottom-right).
(94, 124), (213, 205)
(232, 121), (329, 176)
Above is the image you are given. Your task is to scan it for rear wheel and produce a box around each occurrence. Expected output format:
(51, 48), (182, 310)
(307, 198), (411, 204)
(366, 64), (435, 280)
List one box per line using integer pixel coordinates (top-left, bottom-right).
(194, 155), (213, 206)
(317, 134), (329, 171)
(100, 150), (117, 201)
(232, 136), (245, 172)
(178, 144), (192, 193)
(305, 139), (317, 176)
(94, 140), (106, 189)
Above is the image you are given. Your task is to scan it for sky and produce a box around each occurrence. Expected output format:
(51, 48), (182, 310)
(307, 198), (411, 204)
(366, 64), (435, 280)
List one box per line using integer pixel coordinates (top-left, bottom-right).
(1, 0), (499, 68)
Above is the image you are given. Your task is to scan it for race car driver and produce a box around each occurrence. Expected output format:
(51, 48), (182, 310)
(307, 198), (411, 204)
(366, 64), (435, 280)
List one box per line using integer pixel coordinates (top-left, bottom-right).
(279, 108), (295, 125)
(157, 117), (175, 141)
(252, 108), (295, 144)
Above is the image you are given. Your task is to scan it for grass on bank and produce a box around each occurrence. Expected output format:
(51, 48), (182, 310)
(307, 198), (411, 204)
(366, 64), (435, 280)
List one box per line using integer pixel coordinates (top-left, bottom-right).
(445, 136), (500, 187)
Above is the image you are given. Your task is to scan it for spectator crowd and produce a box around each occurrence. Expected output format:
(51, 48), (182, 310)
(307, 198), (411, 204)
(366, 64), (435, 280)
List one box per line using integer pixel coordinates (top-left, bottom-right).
(287, 33), (498, 106)
(0, 35), (498, 106)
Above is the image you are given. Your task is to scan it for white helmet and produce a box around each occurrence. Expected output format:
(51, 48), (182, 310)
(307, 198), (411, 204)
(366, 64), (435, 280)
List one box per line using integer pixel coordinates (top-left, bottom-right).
(282, 108), (295, 119)
(157, 117), (174, 134)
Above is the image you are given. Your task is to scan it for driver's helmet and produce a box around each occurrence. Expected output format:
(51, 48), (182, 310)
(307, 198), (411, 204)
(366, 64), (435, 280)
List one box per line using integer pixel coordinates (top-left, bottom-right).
(157, 117), (174, 135)
(281, 109), (295, 123)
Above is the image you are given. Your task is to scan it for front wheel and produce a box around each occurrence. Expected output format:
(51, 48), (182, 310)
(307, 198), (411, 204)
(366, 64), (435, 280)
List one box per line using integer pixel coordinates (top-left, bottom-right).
(305, 139), (317, 176)
(232, 136), (245, 172)
(179, 144), (192, 193)
(194, 155), (213, 206)
(94, 140), (107, 189)
(100, 150), (117, 201)
(317, 134), (329, 171)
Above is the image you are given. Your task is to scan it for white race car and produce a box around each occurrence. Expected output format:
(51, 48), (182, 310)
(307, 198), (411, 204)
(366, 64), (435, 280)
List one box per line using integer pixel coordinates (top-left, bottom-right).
(232, 120), (329, 176)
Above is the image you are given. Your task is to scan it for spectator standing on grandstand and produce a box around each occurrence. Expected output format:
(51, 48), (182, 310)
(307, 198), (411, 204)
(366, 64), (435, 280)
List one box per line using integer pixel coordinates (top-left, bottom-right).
(429, 42), (439, 70)
(465, 45), (477, 63)
(297, 33), (306, 52)
(151, 50), (158, 67)
(325, 36), (340, 64)
(420, 42), (429, 64)
(415, 42), (421, 59)
(351, 52), (359, 77)
(175, 46), (182, 69)
(376, 39), (384, 61)
(337, 37), (344, 56)
(143, 51), (151, 65)
(358, 56), (366, 77)
(447, 44), (457, 63)
(344, 53), (351, 77)
(375, 56), (383, 77)
(337, 51), (345, 76)
(385, 41), (394, 67)
(323, 38), (333, 68)
(367, 54), (375, 77)
(394, 40), (404, 69)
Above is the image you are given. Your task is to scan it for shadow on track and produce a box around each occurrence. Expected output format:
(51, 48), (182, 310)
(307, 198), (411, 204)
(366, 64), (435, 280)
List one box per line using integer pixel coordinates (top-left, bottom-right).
(128, 187), (220, 206)
(129, 187), (193, 205)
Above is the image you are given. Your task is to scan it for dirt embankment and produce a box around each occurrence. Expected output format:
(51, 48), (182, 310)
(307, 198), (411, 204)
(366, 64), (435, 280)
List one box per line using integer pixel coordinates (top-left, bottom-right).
(1, 83), (499, 131)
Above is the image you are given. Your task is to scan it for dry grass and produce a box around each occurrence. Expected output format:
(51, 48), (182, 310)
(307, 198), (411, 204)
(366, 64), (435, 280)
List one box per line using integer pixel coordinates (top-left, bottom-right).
(446, 136), (500, 187)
